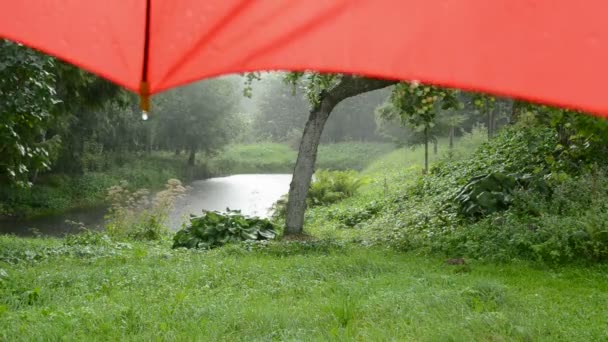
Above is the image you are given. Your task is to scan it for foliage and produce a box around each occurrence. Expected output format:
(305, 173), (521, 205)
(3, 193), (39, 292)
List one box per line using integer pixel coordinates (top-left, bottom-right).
(249, 73), (309, 142)
(454, 172), (530, 219)
(172, 210), (277, 249)
(0, 234), (131, 265)
(155, 78), (242, 165)
(326, 200), (384, 228)
(388, 82), (460, 128)
(248, 72), (390, 144)
(0, 40), (59, 185)
(305, 116), (608, 264)
(378, 81), (461, 172)
(105, 179), (186, 241)
(0, 153), (198, 218)
(308, 170), (369, 207)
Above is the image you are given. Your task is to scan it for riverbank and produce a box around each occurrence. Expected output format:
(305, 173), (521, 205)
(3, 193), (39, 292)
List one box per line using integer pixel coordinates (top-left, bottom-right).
(0, 153), (207, 219)
(0, 142), (394, 220)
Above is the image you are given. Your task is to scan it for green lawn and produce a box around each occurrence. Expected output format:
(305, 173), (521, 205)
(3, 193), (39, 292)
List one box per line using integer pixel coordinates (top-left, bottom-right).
(209, 142), (395, 175)
(1, 237), (607, 341)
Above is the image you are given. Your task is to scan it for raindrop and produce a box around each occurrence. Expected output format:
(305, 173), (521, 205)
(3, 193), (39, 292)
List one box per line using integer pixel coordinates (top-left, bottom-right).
(141, 111), (149, 121)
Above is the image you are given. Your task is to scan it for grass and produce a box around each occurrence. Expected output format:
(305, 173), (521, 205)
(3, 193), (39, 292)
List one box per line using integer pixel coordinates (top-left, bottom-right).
(0, 236), (606, 341)
(208, 142), (297, 174)
(209, 142), (395, 175)
(317, 142), (395, 171)
(305, 129), (488, 241)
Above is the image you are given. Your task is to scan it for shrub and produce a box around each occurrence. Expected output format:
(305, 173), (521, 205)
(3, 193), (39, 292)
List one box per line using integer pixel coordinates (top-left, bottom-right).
(172, 210), (277, 249)
(105, 179), (186, 241)
(308, 169), (369, 206)
(360, 123), (608, 264)
(453, 172), (545, 220)
(326, 201), (383, 228)
(270, 169), (369, 220)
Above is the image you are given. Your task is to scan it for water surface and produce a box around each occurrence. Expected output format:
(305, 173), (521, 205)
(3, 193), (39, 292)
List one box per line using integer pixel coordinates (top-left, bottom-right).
(0, 174), (291, 236)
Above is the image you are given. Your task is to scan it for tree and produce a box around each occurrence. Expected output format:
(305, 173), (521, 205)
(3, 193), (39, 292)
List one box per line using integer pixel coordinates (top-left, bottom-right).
(155, 78), (241, 166)
(250, 73), (309, 143)
(436, 110), (467, 150)
(50, 66), (132, 174)
(471, 93), (498, 139)
(378, 82), (460, 173)
(283, 75), (396, 235)
(0, 40), (59, 185)
(321, 88), (392, 143)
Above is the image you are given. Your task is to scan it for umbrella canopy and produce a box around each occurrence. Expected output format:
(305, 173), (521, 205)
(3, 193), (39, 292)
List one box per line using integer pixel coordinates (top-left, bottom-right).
(1, 1), (607, 114)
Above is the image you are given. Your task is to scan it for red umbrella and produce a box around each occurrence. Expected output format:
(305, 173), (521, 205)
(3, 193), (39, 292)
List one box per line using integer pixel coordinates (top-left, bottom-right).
(1, 1), (607, 115)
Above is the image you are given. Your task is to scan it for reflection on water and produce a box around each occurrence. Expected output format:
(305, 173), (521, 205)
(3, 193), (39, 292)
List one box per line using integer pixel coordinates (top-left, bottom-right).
(168, 174), (292, 228)
(0, 174), (292, 237)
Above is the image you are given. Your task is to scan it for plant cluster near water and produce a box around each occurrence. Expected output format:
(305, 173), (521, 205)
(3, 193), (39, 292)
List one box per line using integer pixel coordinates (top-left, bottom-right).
(272, 169), (369, 219)
(173, 210), (277, 249)
(105, 179), (187, 241)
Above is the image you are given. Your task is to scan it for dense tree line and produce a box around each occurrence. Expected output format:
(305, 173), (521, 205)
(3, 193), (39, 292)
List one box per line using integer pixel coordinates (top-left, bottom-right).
(0, 41), (243, 187)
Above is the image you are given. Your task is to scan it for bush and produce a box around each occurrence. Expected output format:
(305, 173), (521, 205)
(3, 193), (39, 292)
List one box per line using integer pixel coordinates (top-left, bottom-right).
(326, 201), (383, 228)
(270, 169), (369, 220)
(453, 172), (545, 220)
(358, 124), (608, 264)
(105, 179), (186, 241)
(172, 210), (277, 249)
(308, 169), (369, 206)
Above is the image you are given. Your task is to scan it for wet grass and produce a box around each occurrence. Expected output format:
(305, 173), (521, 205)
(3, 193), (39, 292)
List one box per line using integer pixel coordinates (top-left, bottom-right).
(0, 237), (607, 341)
(209, 142), (395, 175)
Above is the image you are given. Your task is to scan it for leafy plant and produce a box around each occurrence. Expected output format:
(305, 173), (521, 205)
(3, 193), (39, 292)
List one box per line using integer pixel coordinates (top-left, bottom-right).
(454, 172), (524, 219)
(172, 209), (277, 249)
(105, 179), (187, 241)
(327, 201), (383, 228)
(308, 169), (368, 206)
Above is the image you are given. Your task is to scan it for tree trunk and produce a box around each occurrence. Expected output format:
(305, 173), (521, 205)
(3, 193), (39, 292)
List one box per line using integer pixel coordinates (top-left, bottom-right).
(187, 146), (196, 166)
(284, 76), (397, 236)
(175, 148), (181, 156)
(433, 138), (438, 155)
(284, 102), (333, 235)
(424, 127), (429, 174)
(509, 99), (521, 123)
(449, 126), (454, 149)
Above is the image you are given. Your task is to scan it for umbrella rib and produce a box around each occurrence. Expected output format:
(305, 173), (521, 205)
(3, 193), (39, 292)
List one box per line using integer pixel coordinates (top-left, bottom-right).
(155, 0), (256, 89)
(139, 0), (151, 112)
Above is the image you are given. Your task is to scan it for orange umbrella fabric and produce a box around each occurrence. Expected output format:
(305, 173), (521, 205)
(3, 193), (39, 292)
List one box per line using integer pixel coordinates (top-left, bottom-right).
(1, 1), (607, 114)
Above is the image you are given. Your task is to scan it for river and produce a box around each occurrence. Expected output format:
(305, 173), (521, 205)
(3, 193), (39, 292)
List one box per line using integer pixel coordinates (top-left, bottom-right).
(0, 174), (292, 236)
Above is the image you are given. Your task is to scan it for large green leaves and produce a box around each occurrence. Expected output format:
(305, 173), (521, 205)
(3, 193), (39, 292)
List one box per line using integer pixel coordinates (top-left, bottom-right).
(172, 209), (277, 249)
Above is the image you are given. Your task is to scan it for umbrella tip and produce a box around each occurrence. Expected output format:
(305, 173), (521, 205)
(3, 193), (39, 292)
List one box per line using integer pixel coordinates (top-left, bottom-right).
(139, 81), (150, 120)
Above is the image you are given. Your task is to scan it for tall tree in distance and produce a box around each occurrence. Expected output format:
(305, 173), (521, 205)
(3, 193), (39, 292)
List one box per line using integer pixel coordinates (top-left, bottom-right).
(379, 82), (460, 173)
(155, 78), (241, 167)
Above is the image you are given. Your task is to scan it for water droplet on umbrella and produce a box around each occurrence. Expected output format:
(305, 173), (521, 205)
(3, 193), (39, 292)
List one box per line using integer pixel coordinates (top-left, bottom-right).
(141, 111), (149, 121)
